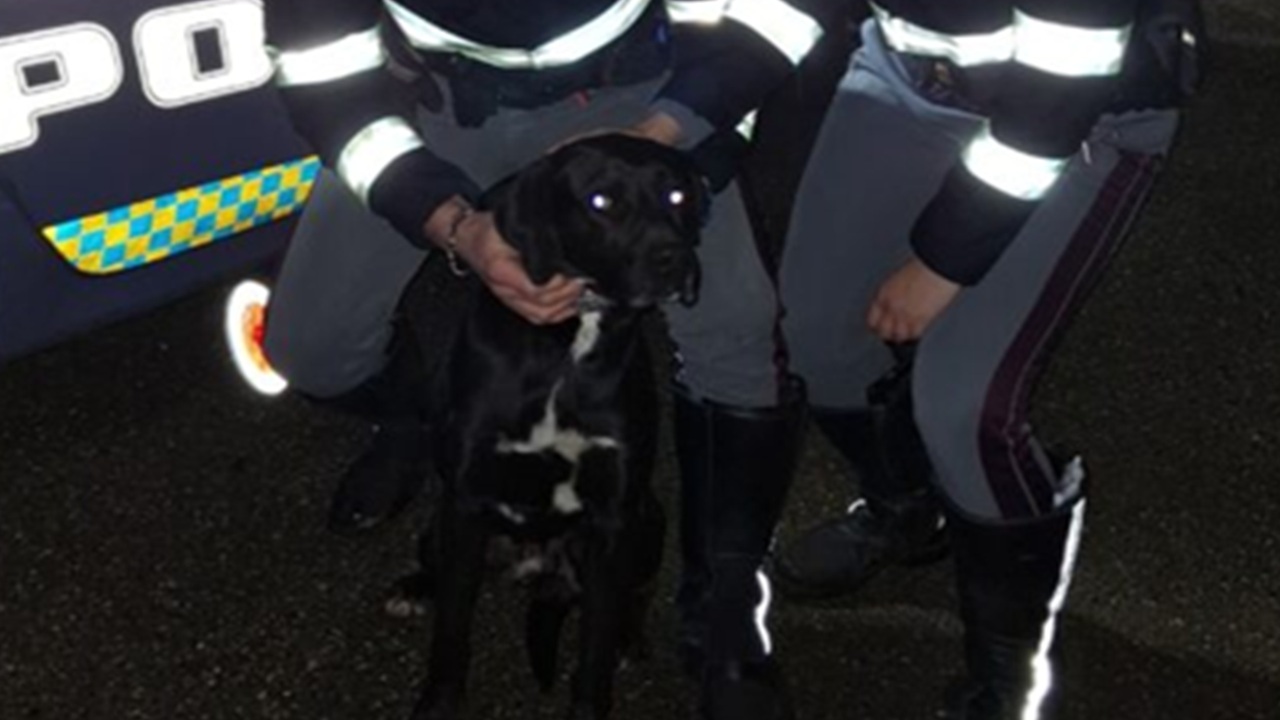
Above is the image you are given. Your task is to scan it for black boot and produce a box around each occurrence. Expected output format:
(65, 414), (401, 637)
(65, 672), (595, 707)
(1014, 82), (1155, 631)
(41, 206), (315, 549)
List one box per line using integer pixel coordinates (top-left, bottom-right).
(673, 380), (805, 720)
(771, 359), (947, 600)
(942, 494), (1087, 720)
(316, 330), (433, 537)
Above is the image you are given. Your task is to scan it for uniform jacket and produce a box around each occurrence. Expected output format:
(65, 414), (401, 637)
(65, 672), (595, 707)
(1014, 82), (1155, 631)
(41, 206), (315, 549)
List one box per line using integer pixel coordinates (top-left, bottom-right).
(264, 0), (831, 246)
(872, 0), (1197, 284)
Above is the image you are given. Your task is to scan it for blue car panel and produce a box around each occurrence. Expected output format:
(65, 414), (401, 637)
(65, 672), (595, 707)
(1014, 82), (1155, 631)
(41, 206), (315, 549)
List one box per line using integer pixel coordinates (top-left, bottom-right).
(0, 0), (314, 361)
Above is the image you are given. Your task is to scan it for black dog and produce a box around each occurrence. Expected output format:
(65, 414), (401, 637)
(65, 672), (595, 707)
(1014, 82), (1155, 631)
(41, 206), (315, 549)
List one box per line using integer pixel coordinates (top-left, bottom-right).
(393, 135), (706, 720)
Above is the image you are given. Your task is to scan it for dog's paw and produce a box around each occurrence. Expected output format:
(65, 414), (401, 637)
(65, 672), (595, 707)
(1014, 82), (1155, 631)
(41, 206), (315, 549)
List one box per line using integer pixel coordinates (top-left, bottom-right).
(384, 572), (434, 619)
(384, 593), (429, 619)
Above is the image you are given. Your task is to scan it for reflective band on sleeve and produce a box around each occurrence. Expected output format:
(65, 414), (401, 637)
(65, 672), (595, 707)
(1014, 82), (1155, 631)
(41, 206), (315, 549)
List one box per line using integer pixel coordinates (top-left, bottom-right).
(871, 3), (1014, 67)
(385, 0), (651, 69)
(1014, 11), (1130, 78)
(667, 0), (822, 65)
(337, 116), (424, 204)
(273, 27), (386, 87)
(725, 0), (822, 64)
(665, 0), (729, 24)
(962, 126), (1068, 201)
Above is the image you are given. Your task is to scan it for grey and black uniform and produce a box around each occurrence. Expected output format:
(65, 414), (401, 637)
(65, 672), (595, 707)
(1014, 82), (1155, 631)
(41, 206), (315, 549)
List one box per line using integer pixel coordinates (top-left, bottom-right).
(774, 1), (1201, 718)
(262, 2), (832, 717)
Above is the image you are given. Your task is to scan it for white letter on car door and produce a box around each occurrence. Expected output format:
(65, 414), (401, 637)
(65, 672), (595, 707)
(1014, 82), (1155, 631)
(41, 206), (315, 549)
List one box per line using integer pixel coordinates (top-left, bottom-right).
(0, 24), (123, 155)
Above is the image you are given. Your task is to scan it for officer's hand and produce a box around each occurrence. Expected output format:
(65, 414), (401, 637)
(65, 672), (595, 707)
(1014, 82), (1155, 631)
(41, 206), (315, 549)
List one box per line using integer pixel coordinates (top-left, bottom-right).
(452, 210), (585, 325)
(628, 112), (683, 146)
(867, 256), (961, 342)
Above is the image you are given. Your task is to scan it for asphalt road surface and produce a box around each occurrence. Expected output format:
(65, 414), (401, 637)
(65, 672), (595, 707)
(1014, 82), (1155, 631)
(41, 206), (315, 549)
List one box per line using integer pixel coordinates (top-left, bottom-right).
(2, 4), (1277, 719)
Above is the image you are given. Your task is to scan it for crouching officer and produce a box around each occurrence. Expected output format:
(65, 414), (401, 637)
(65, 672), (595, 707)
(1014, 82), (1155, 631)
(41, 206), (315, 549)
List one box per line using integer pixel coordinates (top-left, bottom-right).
(262, 0), (838, 716)
(774, 0), (1205, 717)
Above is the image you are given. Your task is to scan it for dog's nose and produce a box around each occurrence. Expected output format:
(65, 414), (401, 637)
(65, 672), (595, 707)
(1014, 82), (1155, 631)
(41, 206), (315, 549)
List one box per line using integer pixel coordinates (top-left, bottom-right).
(640, 241), (698, 307)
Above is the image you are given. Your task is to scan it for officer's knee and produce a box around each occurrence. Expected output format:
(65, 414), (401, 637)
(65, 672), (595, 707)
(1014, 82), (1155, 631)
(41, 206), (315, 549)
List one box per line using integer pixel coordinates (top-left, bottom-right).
(668, 294), (780, 408)
(913, 351), (1033, 520)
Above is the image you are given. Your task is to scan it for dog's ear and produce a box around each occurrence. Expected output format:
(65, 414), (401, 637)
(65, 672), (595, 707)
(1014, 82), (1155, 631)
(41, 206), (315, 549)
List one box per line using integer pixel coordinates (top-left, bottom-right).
(483, 155), (565, 286)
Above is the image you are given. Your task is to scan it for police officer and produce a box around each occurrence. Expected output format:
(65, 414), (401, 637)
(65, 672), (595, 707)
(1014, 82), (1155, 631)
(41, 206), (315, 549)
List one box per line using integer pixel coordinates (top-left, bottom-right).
(261, 1), (833, 716)
(774, 0), (1201, 717)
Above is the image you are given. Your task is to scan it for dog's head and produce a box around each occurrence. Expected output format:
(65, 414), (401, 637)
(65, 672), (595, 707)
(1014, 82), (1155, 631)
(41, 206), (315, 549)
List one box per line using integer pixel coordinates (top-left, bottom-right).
(485, 134), (706, 309)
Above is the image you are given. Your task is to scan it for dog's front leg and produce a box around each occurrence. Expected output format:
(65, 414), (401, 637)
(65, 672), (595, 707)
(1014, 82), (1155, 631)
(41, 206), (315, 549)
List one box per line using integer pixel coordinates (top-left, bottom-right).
(413, 496), (489, 720)
(568, 520), (623, 720)
(567, 456), (628, 720)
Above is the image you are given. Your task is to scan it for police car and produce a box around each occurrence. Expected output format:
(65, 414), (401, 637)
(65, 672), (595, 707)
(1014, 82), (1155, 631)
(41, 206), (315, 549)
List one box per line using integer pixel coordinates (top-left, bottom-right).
(0, 0), (307, 392)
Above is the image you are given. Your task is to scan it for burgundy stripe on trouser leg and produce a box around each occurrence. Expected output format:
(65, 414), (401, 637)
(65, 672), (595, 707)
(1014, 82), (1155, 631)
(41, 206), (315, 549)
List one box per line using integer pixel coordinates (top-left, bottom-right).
(979, 152), (1163, 519)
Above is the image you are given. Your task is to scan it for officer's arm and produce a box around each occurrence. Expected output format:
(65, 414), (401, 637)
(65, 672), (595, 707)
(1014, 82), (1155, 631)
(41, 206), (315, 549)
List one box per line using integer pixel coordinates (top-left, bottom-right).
(264, 0), (480, 247)
(647, 0), (839, 142)
(909, 0), (1141, 286)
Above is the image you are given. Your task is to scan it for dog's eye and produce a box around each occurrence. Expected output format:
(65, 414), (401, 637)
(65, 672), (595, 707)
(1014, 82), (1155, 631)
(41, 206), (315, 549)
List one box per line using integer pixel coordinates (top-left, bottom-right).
(588, 193), (614, 212)
(668, 189), (686, 207)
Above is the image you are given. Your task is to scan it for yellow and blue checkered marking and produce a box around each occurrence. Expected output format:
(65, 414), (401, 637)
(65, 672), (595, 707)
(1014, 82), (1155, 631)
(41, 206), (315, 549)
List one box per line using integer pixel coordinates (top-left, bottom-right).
(43, 156), (320, 275)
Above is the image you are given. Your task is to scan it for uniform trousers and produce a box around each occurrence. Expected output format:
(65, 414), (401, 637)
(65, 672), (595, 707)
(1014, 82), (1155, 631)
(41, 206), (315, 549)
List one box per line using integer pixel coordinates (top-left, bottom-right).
(781, 21), (1179, 521)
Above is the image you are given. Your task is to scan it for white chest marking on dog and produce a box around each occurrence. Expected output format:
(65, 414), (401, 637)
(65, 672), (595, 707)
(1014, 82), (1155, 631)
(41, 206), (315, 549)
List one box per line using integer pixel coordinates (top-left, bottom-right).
(495, 381), (621, 463)
(572, 311), (603, 362)
(553, 481), (585, 514)
(495, 379), (621, 516)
